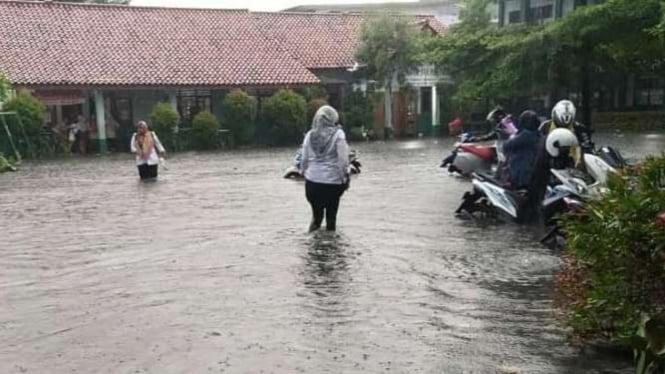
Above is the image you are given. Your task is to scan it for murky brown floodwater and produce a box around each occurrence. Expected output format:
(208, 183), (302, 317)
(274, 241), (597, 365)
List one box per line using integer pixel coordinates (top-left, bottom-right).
(1, 131), (663, 373)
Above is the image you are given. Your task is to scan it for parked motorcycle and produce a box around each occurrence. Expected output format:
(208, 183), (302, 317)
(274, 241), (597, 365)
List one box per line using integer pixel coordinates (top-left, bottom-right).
(283, 149), (362, 180)
(441, 133), (498, 176)
(456, 152), (616, 223)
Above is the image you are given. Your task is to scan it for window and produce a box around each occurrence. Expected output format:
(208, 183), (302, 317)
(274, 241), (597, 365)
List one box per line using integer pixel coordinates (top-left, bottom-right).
(177, 90), (212, 126)
(530, 5), (554, 23)
(508, 10), (521, 23)
(635, 77), (664, 108)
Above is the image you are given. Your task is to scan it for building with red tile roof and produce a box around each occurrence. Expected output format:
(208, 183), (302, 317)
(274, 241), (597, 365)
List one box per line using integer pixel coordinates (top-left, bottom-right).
(0, 1), (447, 149)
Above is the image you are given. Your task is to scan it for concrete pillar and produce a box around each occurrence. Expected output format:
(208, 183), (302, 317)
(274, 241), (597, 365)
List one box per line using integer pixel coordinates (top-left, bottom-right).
(431, 85), (439, 127)
(55, 105), (63, 126)
(384, 82), (393, 137)
(416, 87), (422, 115)
(431, 85), (441, 136)
(168, 91), (178, 112)
(94, 90), (107, 154)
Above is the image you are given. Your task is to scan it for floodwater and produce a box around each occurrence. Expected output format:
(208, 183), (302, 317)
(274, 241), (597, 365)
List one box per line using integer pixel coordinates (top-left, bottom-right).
(1, 131), (663, 374)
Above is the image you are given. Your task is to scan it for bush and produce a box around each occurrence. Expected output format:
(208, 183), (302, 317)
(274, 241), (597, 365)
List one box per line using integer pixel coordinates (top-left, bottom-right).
(0, 153), (16, 173)
(557, 155), (665, 345)
(191, 111), (220, 150)
(261, 89), (307, 145)
(301, 85), (329, 102)
(342, 90), (374, 140)
(307, 98), (328, 126)
(3, 90), (45, 141)
(221, 90), (257, 145)
(149, 102), (180, 150)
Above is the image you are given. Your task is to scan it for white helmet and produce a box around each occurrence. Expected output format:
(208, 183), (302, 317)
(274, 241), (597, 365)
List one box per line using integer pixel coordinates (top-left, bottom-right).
(552, 100), (576, 127)
(546, 128), (579, 158)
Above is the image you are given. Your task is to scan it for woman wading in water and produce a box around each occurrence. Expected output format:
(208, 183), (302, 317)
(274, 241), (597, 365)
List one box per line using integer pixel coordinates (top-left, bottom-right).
(300, 106), (350, 232)
(131, 121), (166, 180)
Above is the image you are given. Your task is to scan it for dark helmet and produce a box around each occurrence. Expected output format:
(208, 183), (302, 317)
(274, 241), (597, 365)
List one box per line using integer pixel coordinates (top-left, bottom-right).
(518, 110), (540, 131)
(486, 106), (507, 123)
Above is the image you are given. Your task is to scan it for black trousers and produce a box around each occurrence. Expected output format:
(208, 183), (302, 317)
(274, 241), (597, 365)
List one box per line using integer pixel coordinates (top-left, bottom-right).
(138, 164), (158, 180)
(305, 180), (346, 231)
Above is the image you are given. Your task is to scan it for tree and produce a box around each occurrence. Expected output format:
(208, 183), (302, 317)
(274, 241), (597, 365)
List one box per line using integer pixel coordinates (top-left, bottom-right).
(356, 13), (420, 137)
(423, 0), (665, 126)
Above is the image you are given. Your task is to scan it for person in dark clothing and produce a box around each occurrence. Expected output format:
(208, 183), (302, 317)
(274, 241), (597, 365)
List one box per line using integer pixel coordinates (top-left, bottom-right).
(503, 110), (541, 190)
(521, 128), (580, 222)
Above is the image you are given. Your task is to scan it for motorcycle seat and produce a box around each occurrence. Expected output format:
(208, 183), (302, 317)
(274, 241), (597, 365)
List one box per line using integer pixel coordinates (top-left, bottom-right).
(459, 144), (495, 161)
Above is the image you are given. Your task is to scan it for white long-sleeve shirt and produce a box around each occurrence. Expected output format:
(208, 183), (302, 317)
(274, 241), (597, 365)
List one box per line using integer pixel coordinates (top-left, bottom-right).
(130, 132), (165, 166)
(300, 129), (349, 185)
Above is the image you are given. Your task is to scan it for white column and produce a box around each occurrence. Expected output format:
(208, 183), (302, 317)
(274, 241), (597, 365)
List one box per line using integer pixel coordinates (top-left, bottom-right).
(168, 91), (178, 112)
(94, 90), (107, 153)
(431, 85), (439, 128)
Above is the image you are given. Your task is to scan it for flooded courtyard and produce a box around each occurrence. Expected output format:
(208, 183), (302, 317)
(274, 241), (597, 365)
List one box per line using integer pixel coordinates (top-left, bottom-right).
(1, 132), (663, 373)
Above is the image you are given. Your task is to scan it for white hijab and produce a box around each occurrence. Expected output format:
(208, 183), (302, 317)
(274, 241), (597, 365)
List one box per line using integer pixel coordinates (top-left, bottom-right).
(309, 105), (340, 156)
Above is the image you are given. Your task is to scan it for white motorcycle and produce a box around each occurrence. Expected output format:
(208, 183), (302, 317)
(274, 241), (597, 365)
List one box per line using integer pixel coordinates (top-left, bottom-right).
(441, 133), (498, 176)
(456, 151), (617, 223)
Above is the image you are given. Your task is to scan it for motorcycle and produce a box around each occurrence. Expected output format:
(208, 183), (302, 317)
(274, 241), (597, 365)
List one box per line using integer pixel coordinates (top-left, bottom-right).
(456, 152), (616, 223)
(441, 132), (498, 176)
(283, 149), (362, 180)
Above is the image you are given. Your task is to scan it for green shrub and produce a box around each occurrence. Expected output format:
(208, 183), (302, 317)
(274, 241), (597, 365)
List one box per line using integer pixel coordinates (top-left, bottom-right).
(0, 153), (16, 173)
(0, 74), (11, 105)
(191, 111), (220, 150)
(306, 98), (328, 126)
(261, 89), (307, 145)
(557, 154), (665, 345)
(3, 90), (45, 140)
(342, 90), (374, 139)
(149, 102), (180, 150)
(301, 85), (329, 102)
(221, 90), (257, 145)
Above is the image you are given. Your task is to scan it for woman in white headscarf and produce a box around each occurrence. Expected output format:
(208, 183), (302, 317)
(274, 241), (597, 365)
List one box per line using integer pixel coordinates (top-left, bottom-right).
(300, 105), (350, 232)
(130, 121), (166, 180)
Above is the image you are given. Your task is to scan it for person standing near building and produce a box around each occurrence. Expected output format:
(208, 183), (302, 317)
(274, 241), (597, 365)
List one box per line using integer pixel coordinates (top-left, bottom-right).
(131, 121), (166, 180)
(300, 105), (349, 232)
(75, 114), (90, 154)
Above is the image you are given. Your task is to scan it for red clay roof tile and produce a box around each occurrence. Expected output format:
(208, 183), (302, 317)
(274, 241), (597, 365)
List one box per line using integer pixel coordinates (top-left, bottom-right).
(0, 1), (319, 87)
(254, 12), (446, 69)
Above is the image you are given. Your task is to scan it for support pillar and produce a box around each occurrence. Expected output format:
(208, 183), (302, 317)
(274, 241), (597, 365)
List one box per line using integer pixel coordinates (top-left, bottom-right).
(94, 90), (107, 154)
(384, 82), (393, 139)
(55, 104), (63, 126)
(168, 92), (178, 112)
(416, 87), (422, 115)
(431, 85), (440, 136)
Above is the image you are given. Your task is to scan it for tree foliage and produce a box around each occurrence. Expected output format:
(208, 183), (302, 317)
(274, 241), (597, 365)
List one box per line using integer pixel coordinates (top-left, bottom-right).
(355, 13), (421, 86)
(3, 90), (45, 140)
(423, 0), (665, 118)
